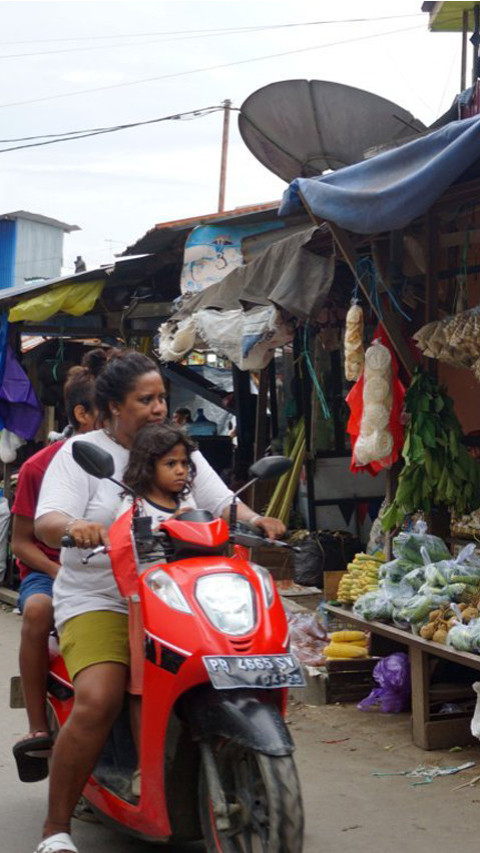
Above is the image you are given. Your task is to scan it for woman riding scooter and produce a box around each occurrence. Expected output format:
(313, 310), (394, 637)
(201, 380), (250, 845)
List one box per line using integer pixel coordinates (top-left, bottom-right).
(33, 348), (284, 853)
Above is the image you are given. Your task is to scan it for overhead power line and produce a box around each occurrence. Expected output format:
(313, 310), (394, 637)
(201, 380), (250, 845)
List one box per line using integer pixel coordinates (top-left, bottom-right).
(0, 14), (425, 48)
(0, 24), (426, 111)
(0, 105), (224, 153)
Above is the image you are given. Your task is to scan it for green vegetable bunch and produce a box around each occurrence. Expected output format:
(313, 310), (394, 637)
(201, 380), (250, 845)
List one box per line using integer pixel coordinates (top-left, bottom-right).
(382, 368), (480, 531)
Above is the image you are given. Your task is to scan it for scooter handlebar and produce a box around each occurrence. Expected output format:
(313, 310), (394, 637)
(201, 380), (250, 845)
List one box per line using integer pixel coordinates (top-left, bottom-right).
(60, 534), (108, 564)
(230, 524), (301, 552)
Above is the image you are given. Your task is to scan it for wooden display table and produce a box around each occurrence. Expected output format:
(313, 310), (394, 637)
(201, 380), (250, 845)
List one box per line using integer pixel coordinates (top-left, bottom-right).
(325, 604), (480, 750)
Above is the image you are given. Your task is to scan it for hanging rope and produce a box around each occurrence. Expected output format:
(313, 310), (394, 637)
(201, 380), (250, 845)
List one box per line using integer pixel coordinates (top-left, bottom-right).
(303, 324), (331, 419)
(356, 257), (411, 322)
(52, 335), (65, 383)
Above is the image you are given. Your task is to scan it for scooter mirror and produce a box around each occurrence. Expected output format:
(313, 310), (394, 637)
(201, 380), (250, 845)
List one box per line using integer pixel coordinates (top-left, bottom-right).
(72, 440), (115, 479)
(248, 455), (293, 481)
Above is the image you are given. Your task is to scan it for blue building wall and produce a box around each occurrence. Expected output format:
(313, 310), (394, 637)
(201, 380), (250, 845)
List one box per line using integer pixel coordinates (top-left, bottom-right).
(0, 220), (17, 289)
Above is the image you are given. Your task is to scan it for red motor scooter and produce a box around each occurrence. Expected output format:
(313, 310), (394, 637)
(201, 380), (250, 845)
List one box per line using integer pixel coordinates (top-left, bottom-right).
(45, 442), (306, 851)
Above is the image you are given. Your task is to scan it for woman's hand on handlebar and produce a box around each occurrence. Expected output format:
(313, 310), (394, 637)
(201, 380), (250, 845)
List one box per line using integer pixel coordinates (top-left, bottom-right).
(251, 516), (286, 541)
(64, 520), (110, 550)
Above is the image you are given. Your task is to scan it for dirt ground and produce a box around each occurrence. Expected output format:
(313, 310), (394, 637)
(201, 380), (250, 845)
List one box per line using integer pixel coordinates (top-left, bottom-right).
(292, 697), (480, 853)
(3, 603), (480, 852)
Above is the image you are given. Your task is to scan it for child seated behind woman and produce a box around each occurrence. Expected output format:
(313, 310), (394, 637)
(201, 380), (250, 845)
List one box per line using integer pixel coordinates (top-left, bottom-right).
(116, 421), (197, 797)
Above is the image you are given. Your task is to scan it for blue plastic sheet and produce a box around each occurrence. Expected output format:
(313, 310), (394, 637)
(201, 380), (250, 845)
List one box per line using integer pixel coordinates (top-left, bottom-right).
(279, 115), (480, 234)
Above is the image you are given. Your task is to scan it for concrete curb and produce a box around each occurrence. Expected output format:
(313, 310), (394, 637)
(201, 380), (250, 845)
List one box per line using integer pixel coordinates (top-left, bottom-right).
(0, 586), (18, 607)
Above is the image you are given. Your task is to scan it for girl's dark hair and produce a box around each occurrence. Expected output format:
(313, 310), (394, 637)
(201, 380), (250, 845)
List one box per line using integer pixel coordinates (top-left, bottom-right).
(123, 422), (197, 499)
(63, 365), (96, 430)
(89, 348), (161, 424)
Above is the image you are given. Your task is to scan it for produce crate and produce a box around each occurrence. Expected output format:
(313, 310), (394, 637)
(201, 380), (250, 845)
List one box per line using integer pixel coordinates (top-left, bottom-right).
(323, 570), (346, 601)
(251, 544), (293, 581)
(325, 657), (379, 704)
(278, 580), (322, 611)
(290, 657), (379, 706)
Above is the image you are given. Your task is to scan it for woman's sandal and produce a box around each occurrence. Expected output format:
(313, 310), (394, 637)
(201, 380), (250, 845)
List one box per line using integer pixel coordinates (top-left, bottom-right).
(34, 833), (78, 852)
(13, 730), (53, 782)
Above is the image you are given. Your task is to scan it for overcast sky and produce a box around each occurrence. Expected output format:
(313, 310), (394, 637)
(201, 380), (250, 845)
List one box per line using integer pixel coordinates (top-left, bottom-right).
(0, 1), (464, 271)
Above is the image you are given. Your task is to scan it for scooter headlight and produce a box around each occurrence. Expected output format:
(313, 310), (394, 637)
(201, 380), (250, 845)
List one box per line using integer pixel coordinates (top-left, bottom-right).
(146, 569), (192, 614)
(195, 573), (255, 636)
(250, 563), (275, 608)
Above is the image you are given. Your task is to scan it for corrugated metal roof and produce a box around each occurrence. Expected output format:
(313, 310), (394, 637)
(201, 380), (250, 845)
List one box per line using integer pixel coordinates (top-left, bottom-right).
(123, 202), (282, 256)
(0, 253), (161, 309)
(0, 210), (79, 232)
(422, 2), (478, 32)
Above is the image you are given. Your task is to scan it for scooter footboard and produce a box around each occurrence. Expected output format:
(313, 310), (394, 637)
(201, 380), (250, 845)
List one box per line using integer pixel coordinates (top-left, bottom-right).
(179, 688), (294, 757)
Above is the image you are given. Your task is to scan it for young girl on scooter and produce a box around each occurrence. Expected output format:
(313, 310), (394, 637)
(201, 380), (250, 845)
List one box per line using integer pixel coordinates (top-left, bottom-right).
(121, 420), (197, 527)
(118, 421), (198, 796)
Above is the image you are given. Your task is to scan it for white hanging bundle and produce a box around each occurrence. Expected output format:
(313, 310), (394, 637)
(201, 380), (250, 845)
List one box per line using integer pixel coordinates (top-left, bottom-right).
(344, 300), (364, 381)
(354, 340), (394, 467)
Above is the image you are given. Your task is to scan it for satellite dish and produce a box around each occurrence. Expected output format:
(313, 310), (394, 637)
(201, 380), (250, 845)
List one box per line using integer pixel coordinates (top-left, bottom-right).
(239, 79), (426, 183)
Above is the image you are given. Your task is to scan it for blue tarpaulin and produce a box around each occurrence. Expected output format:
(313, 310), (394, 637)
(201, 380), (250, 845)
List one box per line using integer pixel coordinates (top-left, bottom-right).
(279, 115), (480, 234)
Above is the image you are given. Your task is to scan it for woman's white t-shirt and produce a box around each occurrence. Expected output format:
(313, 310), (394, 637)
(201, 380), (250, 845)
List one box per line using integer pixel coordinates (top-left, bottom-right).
(35, 429), (233, 629)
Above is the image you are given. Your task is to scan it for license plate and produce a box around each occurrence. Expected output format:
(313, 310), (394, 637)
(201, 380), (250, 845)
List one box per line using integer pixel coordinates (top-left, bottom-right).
(203, 653), (306, 690)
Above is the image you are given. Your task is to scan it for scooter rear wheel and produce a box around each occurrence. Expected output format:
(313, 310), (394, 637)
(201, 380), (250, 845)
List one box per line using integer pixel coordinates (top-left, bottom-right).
(199, 739), (304, 853)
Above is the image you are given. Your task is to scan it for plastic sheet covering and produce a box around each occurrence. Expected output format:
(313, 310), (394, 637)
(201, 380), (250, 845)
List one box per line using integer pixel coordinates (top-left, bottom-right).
(8, 280), (105, 323)
(170, 226), (334, 324)
(159, 305), (295, 370)
(279, 114), (480, 234)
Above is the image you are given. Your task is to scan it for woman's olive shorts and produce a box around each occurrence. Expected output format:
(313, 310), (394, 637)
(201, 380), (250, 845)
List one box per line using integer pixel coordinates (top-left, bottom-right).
(59, 610), (130, 681)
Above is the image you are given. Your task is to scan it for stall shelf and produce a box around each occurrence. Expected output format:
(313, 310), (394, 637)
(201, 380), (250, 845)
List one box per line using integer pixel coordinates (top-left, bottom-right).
(325, 604), (480, 750)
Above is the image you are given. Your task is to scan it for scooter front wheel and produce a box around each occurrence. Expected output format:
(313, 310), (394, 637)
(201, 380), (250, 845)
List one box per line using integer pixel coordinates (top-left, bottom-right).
(199, 739), (304, 853)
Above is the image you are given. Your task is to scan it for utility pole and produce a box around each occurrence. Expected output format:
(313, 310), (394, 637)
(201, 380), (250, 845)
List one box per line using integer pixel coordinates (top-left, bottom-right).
(218, 99), (231, 213)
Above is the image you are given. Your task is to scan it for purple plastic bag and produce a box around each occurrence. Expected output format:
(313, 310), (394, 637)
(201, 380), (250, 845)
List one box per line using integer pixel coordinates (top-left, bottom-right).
(357, 652), (411, 713)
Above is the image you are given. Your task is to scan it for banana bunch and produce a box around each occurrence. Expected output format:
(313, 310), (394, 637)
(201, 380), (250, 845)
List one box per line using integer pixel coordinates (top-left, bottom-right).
(337, 553), (384, 604)
(382, 368), (480, 531)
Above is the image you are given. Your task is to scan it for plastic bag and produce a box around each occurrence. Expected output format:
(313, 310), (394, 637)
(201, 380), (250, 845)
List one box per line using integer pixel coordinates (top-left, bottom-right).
(286, 611), (328, 667)
(293, 536), (324, 587)
(353, 588), (393, 622)
(395, 591), (451, 626)
(392, 521), (450, 565)
(379, 558), (414, 582)
(424, 546), (480, 587)
(448, 617), (480, 653)
(293, 532), (361, 587)
(471, 683), (480, 740)
(358, 652), (411, 713)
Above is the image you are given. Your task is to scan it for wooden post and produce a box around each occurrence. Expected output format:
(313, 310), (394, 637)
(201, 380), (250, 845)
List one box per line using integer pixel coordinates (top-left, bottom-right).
(410, 645), (431, 750)
(462, 9), (469, 91)
(253, 368), (269, 462)
(268, 359), (279, 439)
(252, 368), (269, 512)
(473, 4), (480, 84)
(301, 327), (316, 532)
(425, 211), (439, 380)
(218, 99), (231, 213)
